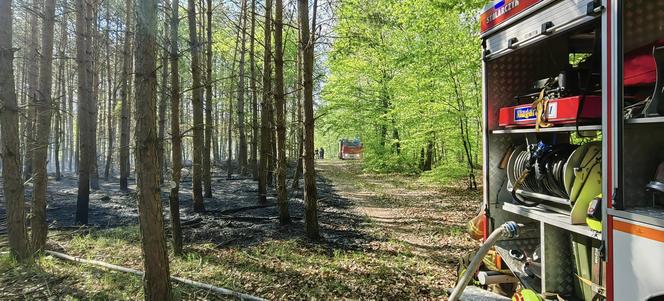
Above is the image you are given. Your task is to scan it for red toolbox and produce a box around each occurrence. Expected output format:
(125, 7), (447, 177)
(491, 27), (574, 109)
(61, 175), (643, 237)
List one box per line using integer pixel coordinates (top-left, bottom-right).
(498, 95), (601, 128)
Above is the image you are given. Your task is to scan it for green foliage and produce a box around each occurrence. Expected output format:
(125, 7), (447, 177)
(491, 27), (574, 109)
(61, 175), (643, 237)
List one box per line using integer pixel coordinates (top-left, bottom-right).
(317, 0), (485, 184)
(420, 164), (475, 185)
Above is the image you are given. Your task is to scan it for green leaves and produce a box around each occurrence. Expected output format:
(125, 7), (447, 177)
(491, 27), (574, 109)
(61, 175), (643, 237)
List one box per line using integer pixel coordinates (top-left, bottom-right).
(318, 0), (484, 179)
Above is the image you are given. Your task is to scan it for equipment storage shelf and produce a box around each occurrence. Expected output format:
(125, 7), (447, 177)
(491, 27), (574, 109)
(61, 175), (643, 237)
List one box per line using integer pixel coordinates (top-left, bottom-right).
(481, 0), (664, 299)
(608, 208), (664, 228)
(503, 203), (601, 240)
(491, 125), (602, 134)
(620, 117), (664, 218)
(625, 116), (664, 125)
(481, 0), (605, 298)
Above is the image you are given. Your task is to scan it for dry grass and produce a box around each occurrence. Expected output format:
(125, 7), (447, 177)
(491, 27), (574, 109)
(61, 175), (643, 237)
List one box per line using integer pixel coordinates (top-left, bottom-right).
(0, 160), (481, 300)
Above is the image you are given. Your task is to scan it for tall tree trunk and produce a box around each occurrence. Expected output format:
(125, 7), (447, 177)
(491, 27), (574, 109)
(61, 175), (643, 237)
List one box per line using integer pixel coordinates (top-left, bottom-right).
(203, 0), (213, 197)
(68, 68), (74, 172)
(0, 0), (31, 261)
(119, 0), (132, 191)
(134, 0), (173, 298)
(24, 0), (42, 180)
(226, 6), (243, 180)
(236, 0), (248, 176)
(291, 25), (303, 190)
(259, 0), (272, 204)
(159, 13), (169, 184)
(104, 5), (115, 181)
(187, 0), (205, 212)
(267, 100), (275, 186)
(226, 65), (233, 180)
(75, 0), (94, 225)
(169, 0), (183, 255)
(213, 92), (220, 163)
(298, 0), (319, 239)
(90, 2), (100, 191)
(31, 0), (57, 252)
(273, 0), (290, 225)
(250, 0), (258, 181)
(55, 3), (68, 181)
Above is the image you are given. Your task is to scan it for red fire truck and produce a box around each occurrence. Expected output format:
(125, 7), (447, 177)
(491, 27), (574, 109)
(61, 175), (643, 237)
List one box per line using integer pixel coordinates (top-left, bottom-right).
(338, 139), (363, 160)
(450, 1), (664, 301)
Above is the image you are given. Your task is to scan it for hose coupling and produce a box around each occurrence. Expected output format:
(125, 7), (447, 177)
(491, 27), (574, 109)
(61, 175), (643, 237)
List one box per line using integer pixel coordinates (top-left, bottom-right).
(502, 221), (520, 238)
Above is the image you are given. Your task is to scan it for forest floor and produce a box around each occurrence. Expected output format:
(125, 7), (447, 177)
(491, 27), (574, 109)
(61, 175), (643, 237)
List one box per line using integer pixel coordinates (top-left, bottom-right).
(0, 160), (481, 300)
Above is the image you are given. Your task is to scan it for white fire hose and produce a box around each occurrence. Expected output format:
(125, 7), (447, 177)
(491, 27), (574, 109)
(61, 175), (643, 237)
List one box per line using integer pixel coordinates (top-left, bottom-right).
(448, 221), (521, 301)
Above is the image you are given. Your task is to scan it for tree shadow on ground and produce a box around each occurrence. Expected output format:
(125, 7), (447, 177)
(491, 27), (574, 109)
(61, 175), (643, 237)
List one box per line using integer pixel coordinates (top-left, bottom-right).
(0, 163), (386, 254)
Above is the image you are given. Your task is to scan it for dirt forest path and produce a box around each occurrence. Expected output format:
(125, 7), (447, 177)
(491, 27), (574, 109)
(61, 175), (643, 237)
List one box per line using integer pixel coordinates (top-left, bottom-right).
(316, 160), (481, 285)
(318, 160), (479, 259)
(1, 160), (481, 300)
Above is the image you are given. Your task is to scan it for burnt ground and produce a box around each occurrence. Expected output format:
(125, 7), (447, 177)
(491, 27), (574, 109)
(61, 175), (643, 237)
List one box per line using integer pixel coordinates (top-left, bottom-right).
(1, 163), (362, 247)
(0, 160), (481, 300)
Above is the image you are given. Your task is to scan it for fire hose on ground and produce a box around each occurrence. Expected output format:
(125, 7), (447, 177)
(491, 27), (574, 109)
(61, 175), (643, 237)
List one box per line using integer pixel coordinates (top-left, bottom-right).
(448, 221), (521, 301)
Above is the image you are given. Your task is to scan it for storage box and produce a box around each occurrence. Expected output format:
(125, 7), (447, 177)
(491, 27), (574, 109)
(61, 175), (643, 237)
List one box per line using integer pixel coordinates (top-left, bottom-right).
(498, 95), (601, 128)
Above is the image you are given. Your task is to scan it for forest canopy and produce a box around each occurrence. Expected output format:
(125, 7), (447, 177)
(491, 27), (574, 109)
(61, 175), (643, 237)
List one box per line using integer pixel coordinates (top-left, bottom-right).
(317, 0), (484, 187)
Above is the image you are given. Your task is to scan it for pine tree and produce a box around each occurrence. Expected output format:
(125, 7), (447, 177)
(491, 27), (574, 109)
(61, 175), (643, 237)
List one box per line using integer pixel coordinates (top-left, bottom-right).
(250, 0), (259, 181)
(31, 0), (57, 251)
(75, 0), (95, 225)
(259, 0), (273, 204)
(273, 0), (290, 224)
(203, 0), (213, 197)
(119, 0), (133, 191)
(187, 0), (206, 212)
(0, 0), (31, 261)
(169, 0), (184, 255)
(298, 0), (319, 239)
(134, 0), (173, 297)
(236, 0), (249, 175)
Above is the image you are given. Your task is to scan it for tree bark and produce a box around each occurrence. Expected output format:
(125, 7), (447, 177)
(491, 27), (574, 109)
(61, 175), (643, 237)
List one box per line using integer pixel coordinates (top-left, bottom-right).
(298, 0), (319, 239)
(259, 0), (272, 204)
(158, 15), (169, 185)
(68, 66), (74, 172)
(291, 24), (303, 191)
(169, 0), (184, 256)
(0, 0), (31, 261)
(89, 2), (100, 191)
(104, 5), (116, 181)
(75, 0), (94, 225)
(203, 0), (213, 197)
(55, 2), (68, 181)
(24, 0), (42, 180)
(119, 0), (133, 191)
(31, 0), (57, 252)
(236, 0), (248, 176)
(226, 4), (243, 180)
(250, 0), (258, 181)
(273, 0), (290, 225)
(134, 0), (173, 298)
(202, 0), (214, 192)
(187, 0), (206, 212)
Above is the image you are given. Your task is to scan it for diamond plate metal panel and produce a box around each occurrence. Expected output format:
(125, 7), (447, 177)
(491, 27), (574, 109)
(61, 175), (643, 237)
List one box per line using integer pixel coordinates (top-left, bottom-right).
(487, 135), (518, 205)
(487, 134), (536, 228)
(541, 223), (575, 295)
(485, 38), (569, 230)
(624, 0), (664, 52)
(486, 39), (569, 130)
(623, 123), (664, 208)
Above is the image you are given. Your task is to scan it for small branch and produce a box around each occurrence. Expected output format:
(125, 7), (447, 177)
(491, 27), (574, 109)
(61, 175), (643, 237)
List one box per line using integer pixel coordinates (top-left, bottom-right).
(44, 250), (265, 301)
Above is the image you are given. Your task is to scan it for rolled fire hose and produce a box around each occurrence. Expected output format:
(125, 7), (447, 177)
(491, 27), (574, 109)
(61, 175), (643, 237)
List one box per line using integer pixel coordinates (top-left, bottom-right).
(448, 221), (521, 301)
